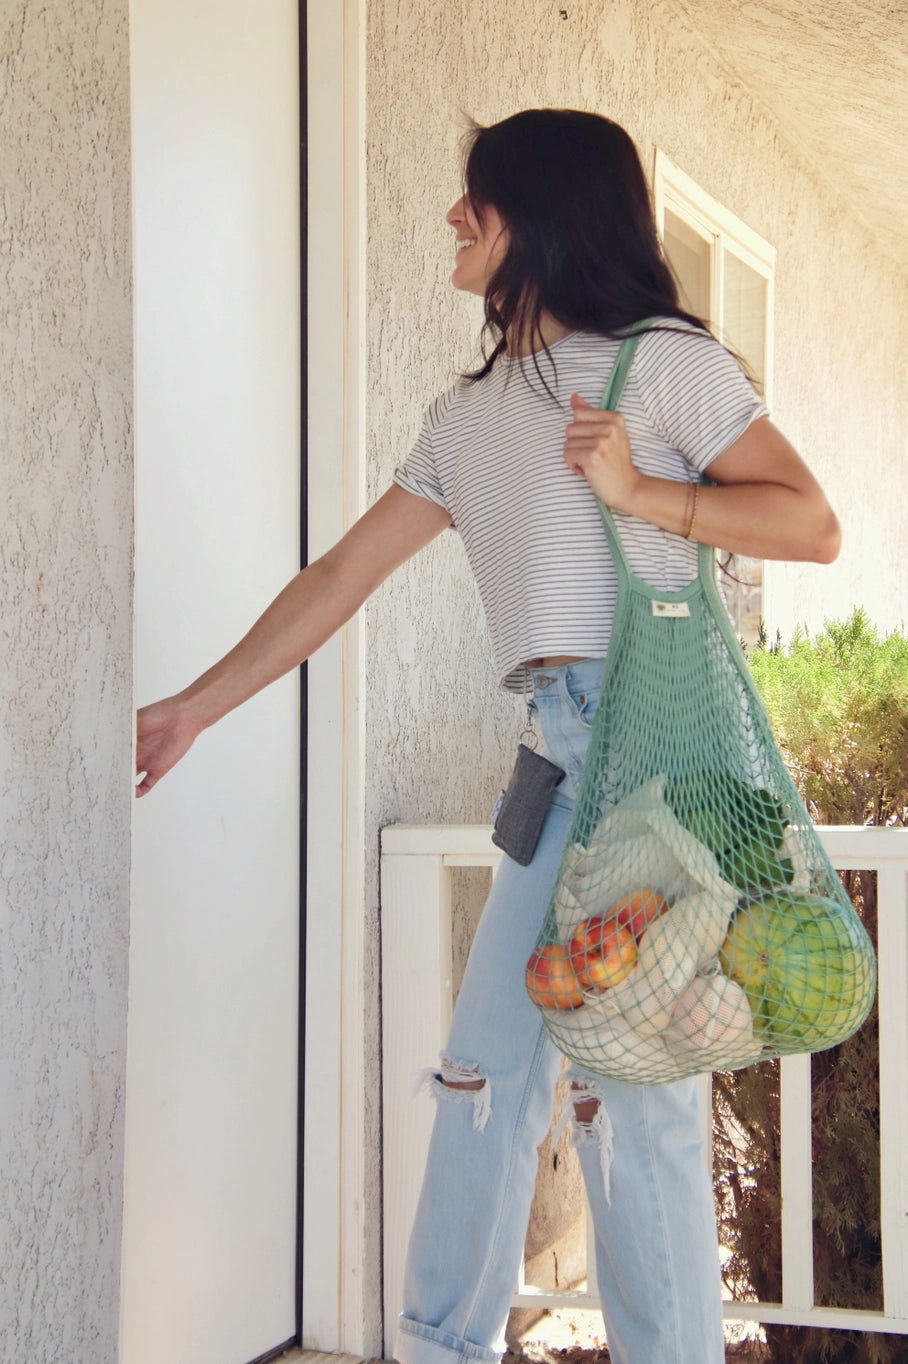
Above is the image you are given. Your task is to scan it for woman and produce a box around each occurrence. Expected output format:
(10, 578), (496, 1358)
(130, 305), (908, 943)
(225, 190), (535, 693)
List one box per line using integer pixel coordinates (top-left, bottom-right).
(137, 110), (840, 1364)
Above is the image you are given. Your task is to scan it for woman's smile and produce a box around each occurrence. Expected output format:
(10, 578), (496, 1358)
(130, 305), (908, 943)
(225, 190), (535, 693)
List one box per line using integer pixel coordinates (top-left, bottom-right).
(446, 195), (508, 295)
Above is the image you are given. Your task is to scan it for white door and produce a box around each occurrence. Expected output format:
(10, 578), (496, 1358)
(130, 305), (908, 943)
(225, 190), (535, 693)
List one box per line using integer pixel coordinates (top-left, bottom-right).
(124, 2), (302, 1360)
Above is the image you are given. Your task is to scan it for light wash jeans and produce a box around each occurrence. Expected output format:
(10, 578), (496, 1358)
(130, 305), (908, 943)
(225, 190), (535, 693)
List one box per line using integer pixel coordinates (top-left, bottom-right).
(394, 661), (725, 1364)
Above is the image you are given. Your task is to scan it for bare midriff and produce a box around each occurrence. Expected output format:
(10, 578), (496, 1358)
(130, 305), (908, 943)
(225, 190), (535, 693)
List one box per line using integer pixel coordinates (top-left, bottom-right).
(523, 655), (588, 669)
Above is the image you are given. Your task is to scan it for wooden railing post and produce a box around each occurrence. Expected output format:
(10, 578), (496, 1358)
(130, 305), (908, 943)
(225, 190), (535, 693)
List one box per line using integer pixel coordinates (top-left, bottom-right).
(381, 842), (452, 1353)
(780, 1052), (815, 1312)
(876, 858), (908, 1322)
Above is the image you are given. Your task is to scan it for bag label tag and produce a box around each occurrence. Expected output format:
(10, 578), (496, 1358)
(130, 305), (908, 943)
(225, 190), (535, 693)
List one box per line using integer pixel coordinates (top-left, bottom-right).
(652, 600), (691, 618)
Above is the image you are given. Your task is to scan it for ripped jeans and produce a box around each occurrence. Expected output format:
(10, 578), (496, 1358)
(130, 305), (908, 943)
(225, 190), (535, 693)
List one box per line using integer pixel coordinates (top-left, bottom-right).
(395, 661), (724, 1364)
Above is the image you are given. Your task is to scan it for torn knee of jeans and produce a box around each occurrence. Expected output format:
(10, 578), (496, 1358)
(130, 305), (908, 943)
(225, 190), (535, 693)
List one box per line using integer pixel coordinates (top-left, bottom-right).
(414, 1056), (492, 1132)
(437, 1056), (486, 1089)
(571, 1079), (601, 1126)
(559, 1077), (615, 1204)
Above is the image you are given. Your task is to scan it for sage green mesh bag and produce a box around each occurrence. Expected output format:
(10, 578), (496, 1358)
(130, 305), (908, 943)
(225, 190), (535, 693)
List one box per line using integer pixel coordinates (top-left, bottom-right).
(526, 331), (876, 1083)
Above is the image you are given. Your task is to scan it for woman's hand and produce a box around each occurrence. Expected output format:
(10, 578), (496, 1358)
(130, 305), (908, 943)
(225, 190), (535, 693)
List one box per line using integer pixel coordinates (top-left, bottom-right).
(136, 698), (204, 797)
(564, 396), (841, 564)
(563, 393), (642, 512)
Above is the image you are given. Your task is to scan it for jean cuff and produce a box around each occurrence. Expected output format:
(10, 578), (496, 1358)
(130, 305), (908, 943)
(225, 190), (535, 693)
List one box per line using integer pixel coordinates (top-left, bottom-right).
(394, 1316), (501, 1364)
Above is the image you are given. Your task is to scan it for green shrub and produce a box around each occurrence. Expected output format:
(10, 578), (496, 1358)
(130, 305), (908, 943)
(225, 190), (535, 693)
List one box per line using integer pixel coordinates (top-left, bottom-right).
(747, 608), (908, 827)
(713, 609), (908, 1363)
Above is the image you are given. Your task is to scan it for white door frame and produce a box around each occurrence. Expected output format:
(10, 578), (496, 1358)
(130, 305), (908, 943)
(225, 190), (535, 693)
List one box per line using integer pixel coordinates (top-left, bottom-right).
(302, 0), (369, 1351)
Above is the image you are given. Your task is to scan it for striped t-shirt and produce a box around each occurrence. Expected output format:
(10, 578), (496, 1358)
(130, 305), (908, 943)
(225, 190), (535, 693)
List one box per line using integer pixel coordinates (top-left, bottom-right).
(393, 321), (768, 692)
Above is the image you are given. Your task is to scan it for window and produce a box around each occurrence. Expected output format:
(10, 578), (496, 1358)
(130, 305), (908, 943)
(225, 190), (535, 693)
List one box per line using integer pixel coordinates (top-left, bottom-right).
(654, 151), (775, 647)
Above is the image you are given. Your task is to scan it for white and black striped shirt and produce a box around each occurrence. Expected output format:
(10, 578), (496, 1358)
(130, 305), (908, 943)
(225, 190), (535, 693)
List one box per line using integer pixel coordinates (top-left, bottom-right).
(394, 322), (768, 692)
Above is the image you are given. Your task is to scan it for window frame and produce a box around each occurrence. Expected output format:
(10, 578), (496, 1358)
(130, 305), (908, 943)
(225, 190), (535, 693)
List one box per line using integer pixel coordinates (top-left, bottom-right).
(653, 148), (776, 405)
(653, 150), (777, 644)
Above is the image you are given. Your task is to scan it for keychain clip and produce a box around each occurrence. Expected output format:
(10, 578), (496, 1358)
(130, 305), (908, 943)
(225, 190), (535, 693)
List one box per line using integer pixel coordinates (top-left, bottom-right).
(520, 704), (539, 752)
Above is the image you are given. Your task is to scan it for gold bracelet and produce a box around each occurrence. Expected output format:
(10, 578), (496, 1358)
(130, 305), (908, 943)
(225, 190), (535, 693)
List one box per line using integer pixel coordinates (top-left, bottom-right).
(681, 482), (694, 537)
(684, 483), (701, 540)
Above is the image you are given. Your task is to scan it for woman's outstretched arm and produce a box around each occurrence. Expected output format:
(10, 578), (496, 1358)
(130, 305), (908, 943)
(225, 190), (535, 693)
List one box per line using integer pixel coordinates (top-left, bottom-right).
(135, 485), (451, 796)
(564, 402), (842, 564)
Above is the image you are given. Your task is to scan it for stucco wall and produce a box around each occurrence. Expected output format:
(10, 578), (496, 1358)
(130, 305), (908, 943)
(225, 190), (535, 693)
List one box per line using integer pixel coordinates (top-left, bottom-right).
(0, 3), (133, 1360)
(363, 0), (908, 1349)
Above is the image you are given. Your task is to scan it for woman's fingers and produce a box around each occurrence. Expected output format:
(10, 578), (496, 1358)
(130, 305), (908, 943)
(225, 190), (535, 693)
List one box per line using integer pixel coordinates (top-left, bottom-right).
(565, 395), (627, 450)
(564, 396), (628, 465)
(564, 394), (640, 509)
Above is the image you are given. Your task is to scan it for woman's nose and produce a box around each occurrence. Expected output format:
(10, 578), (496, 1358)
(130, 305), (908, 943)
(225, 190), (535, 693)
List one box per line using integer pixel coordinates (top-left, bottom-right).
(446, 196), (466, 227)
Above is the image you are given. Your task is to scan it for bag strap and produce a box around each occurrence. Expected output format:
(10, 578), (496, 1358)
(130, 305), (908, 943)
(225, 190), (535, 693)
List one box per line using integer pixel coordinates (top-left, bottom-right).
(593, 328), (748, 677)
(595, 325), (715, 599)
(597, 325), (649, 414)
(594, 324), (653, 575)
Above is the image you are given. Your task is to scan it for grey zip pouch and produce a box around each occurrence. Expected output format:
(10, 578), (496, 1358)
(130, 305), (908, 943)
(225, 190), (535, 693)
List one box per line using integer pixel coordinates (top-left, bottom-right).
(491, 743), (566, 865)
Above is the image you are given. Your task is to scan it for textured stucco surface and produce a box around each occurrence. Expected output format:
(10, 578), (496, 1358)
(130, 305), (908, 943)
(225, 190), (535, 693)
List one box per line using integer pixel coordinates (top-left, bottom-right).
(0, 2), (133, 1360)
(363, 0), (908, 1350)
(667, 0), (908, 277)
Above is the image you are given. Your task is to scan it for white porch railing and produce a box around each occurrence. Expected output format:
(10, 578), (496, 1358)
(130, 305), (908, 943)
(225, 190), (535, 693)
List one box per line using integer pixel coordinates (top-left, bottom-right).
(380, 824), (908, 1354)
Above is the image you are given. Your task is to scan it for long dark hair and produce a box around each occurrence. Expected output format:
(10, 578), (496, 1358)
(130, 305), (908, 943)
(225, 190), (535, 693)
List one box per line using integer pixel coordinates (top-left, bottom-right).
(462, 108), (709, 382)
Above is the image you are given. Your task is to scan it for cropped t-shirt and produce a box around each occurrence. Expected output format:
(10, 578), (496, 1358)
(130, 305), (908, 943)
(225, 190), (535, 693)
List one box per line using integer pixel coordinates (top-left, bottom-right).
(393, 322), (768, 692)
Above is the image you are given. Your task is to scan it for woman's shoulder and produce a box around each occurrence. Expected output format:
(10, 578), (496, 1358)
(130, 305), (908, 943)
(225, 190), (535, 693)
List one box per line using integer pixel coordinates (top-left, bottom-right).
(568, 321), (720, 364)
(634, 318), (748, 383)
(421, 371), (492, 433)
(635, 317), (730, 354)
(626, 318), (765, 456)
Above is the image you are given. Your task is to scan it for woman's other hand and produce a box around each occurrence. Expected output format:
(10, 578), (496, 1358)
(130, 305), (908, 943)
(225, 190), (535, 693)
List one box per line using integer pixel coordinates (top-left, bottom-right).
(564, 395), (840, 564)
(563, 393), (642, 512)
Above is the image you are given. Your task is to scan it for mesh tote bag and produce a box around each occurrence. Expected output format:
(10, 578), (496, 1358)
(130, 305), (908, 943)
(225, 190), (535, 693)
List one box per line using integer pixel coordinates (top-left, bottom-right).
(526, 328), (876, 1083)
